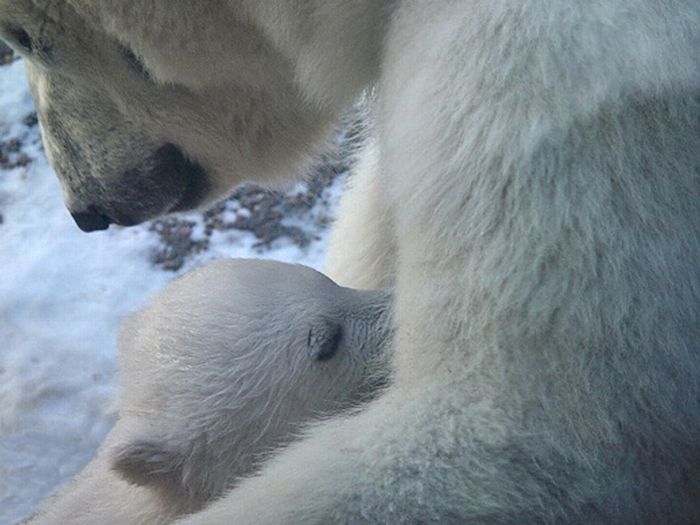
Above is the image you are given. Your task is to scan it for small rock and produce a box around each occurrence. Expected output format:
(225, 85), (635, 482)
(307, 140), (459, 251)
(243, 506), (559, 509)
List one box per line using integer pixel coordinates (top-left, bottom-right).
(0, 138), (32, 169)
(23, 113), (38, 128)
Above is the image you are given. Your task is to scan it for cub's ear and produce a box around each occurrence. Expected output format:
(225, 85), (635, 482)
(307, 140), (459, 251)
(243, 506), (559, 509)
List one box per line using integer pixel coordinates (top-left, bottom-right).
(111, 440), (186, 491)
(307, 318), (343, 362)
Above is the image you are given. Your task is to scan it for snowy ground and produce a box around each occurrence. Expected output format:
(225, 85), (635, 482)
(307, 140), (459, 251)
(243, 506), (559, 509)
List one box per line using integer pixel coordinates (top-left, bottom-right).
(0, 57), (349, 524)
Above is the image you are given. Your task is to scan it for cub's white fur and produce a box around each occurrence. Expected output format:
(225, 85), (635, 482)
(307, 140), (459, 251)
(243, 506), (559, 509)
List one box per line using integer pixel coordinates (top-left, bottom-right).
(26, 260), (391, 524)
(1, 0), (699, 523)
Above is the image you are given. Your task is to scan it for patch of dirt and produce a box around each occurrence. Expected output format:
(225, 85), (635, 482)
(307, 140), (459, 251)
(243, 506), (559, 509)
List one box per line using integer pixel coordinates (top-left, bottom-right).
(0, 138), (31, 169)
(150, 220), (210, 271)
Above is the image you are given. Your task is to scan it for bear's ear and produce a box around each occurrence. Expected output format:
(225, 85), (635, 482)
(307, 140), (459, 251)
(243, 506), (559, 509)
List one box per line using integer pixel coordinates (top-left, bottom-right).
(307, 318), (343, 362)
(111, 440), (186, 492)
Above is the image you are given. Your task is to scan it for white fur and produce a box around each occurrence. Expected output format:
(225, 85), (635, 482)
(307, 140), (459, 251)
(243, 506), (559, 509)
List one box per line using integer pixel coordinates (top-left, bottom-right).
(2, 0), (700, 522)
(180, 3), (700, 524)
(0, 1), (342, 224)
(324, 137), (396, 289)
(25, 260), (391, 524)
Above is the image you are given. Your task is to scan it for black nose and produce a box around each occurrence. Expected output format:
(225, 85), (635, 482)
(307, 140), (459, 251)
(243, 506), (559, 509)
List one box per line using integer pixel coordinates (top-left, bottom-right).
(70, 207), (113, 232)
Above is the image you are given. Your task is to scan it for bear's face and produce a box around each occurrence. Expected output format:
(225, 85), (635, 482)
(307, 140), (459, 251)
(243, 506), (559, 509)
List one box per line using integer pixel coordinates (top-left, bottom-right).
(0, 1), (332, 231)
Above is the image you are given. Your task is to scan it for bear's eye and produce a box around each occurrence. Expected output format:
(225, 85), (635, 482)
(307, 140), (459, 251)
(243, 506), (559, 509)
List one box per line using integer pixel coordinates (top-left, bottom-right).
(120, 46), (150, 79)
(6, 26), (33, 54)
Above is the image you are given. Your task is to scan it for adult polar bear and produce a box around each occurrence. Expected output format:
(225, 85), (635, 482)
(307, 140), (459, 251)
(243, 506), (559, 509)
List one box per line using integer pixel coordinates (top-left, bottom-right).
(2, 1), (700, 523)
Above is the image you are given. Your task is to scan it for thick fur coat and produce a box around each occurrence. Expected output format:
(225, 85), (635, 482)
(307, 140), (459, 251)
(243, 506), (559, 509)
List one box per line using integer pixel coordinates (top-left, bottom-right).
(1, 1), (699, 523)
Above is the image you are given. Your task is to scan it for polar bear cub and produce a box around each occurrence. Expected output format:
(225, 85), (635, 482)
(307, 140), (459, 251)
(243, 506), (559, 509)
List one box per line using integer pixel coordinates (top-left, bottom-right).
(26, 259), (391, 525)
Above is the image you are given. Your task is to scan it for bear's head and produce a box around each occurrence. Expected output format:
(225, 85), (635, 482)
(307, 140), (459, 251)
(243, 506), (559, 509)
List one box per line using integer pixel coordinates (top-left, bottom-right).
(0, 1), (336, 231)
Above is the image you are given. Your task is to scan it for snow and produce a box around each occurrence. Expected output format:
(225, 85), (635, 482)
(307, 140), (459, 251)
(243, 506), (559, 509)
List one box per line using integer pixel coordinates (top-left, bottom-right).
(0, 60), (343, 524)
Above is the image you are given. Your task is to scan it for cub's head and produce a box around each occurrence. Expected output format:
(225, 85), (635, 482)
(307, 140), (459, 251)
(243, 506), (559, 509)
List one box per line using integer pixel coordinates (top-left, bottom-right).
(0, 1), (333, 231)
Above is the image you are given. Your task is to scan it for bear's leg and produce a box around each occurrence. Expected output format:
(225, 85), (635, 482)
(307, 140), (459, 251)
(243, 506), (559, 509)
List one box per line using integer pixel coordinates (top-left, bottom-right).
(324, 139), (396, 290)
(173, 385), (530, 525)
